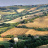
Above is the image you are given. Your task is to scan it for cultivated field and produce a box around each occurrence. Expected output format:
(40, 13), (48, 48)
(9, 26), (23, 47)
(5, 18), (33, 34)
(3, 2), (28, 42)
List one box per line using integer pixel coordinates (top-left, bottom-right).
(17, 9), (25, 13)
(0, 11), (16, 15)
(0, 38), (11, 41)
(18, 16), (48, 28)
(1, 28), (29, 36)
(4, 12), (43, 23)
(28, 7), (37, 11)
(4, 16), (27, 23)
(1, 28), (48, 36)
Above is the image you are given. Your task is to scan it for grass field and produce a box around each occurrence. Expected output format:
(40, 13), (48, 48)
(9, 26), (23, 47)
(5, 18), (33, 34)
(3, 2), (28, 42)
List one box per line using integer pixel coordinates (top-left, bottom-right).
(0, 41), (10, 48)
(0, 27), (8, 34)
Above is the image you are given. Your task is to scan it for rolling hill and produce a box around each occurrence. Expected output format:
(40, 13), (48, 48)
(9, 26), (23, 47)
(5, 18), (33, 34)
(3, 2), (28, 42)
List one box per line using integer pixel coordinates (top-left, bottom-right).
(0, 4), (48, 23)
(0, 4), (48, 37)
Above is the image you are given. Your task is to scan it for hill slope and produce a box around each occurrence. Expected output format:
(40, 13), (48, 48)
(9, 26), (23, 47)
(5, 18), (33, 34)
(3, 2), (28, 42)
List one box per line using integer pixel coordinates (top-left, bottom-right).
(1, 28), (48, 36)
(18, 16), (48, 28)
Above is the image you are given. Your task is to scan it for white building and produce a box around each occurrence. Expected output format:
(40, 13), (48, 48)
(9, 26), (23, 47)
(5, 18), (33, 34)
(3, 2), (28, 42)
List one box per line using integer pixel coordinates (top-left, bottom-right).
(14, 37), (18, 44)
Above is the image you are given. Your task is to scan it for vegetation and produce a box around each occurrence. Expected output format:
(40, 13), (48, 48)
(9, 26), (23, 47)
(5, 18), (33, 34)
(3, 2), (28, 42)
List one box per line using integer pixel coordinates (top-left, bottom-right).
(0, 22), (20, 34)
(0, 45), (5, 48)
(0, 13), (48, 34)
(3, 35), (14, 38)
(0, 4), (48, 48)
(0, 41), (10, 48)
(13, 35), (48, 48)
(0, 4), (48, 23)
(17, 25), (48, 31)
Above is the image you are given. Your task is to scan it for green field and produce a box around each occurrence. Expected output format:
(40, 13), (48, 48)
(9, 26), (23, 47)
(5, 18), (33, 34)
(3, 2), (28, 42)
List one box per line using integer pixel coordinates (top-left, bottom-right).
(0, 41), (10, 48)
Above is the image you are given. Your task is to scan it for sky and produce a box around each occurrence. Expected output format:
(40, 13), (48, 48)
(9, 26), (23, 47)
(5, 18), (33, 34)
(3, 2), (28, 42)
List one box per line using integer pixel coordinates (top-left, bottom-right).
(0, 0), (48, 6)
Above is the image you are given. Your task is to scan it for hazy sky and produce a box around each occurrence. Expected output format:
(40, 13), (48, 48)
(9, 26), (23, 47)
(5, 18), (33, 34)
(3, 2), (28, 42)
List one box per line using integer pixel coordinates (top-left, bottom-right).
(0, 0), (48, 6)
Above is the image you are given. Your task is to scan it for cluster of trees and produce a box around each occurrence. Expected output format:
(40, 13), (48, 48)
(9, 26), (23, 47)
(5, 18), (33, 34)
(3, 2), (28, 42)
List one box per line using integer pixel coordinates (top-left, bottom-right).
(17, 25), (28, 28)
(17, 25), (48, 31)
(3, 35), (14, 38)
(0, 23), (11, 27)
(20, 13), (48, 24)
(43, 12), (47, 16)
(0, 7), (7, 10)
(2, 12), (26, 22)
(0, 22), (20, 34)
(21, 20), (28, 24)
(13, 35), (48, 48)
(0, 35), (48, 48)
(0, 27), (11, 34)
(34, 28), (48, 31)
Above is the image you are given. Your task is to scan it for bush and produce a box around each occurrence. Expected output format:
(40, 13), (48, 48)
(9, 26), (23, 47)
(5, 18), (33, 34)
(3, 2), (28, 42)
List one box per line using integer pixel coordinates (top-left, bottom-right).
(21, 20), (28, 24)
(9, 39), (14, 43)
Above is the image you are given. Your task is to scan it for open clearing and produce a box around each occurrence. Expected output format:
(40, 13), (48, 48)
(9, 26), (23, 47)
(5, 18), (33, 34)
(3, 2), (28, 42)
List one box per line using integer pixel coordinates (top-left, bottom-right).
(18, 16), (48, 28)
(1, 28), (48, 36)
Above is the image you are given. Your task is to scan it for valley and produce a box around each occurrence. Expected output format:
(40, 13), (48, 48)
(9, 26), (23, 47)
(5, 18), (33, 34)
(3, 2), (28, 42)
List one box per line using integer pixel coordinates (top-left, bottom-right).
(0, 4), (48, 48)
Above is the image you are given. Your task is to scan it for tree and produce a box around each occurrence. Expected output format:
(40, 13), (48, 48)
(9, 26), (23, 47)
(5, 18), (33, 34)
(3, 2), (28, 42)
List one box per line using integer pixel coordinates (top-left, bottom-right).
(0, 45), (5, 48)
(9, 39), (14, 43)
(21, 20), (28, 24)
(21, 17), (23, 19)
